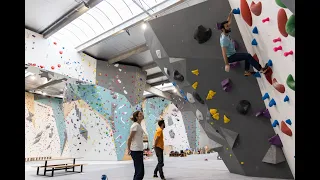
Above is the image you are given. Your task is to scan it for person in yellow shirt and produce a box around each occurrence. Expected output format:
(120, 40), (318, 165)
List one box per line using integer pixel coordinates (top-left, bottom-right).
(153, 120), (166, 180)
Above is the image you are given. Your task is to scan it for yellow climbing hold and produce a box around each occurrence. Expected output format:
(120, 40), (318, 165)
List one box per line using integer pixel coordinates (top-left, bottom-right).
(191, 69), (199, 75)
(210, 122), (214, 125)
(210, 109), (218, 115)
(192, 82), (198, 89)
(99, 73), (102, 76)
(230, 154), (232, 157)
(226, 148), (228, 150)
(212, 113), (220, 120)
(241, 162), (244, 165)
(224, 115), (230, 123)
(206, 90), (216, 100)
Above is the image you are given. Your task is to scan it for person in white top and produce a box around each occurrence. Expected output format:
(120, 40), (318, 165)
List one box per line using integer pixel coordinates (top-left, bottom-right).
(127, 110), (145, 180)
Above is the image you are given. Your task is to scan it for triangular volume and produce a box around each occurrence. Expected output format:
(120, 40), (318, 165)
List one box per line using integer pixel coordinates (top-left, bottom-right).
(262, 145), (286, 164)
(219, 127), (239, 148)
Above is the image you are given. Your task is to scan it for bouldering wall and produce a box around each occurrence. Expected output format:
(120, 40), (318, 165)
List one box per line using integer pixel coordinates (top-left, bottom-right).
(228, 0), (295, 177)
(144, 0), (293, 179)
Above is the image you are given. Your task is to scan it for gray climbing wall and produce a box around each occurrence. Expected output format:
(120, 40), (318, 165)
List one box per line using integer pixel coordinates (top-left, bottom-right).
(95, 60), (147, 106)
(144, 0), (293, 179)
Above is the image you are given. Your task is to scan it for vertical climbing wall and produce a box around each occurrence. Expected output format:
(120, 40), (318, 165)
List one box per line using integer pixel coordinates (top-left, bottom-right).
(144, 0), (293, 178)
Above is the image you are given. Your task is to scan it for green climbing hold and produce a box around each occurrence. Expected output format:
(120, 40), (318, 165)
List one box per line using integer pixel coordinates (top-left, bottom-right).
(286, 74), (295, 91)
(275, 0), (287, 8)
(286, 15), (295, 37)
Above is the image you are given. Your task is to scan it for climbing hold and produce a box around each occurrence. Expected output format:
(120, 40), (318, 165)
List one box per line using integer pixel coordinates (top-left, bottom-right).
(172, 82), (177, 86)
(57, 64), (61, 68)
(252, 53), (259, 62)
(269, 98), (276, 107)
(194, 25), (212, 44)
(262, 17), (270, 23)
(275, 0), (287, 8)
(232, 8), (240, 14)
(286, 15), (295, 37)
(273, 37), (281, 43)
(192, 82), (198, 89)
(206, 90), (216, 100)
(277, 9), (288, 37)
(264, 68), (273, 85)
(285, 119), (292, 125)
(267, 60), (273, 67)
(212, 113), (220, 120)
(253, 72), (261, 78)
(240, 0), (252, 26)
(252, 26), (258, 34)
(272, 120), (279, 127)
(101, 174), (107, 180)
(51, 66), (55, 70)
(236, 100), (251, 115)
(284, 95), (289, 102)
(53, 42), (57, 45)
(224, 115), (230, 123)
(262, 93), (270, 100)
(192, 69), (199, 76)
(221, 78), (231, 92)
(164, 67), (170, 76)
(196, 109), (204, 120)
(240, 162), (244, 165)
(284, 50), (293, 57)
(210, 109), (218, 115)
(193, 92), (205, 104)
(187, 92), (195, 103)
(59, 51), (63, 54)
(272, 78), (285, 93)
(268, 134), (283, 147)
(230, 61), (240, 68)
(281, 121), (292, 136)
(256, 109), (271, 119)
(40, 65), (44, 69)
(250, 1), (262, 16)
(286, 74), (295, 91)
(174, 70), (184, 81)
(251, 39), (258, 46)
(273, 46), (282, 52)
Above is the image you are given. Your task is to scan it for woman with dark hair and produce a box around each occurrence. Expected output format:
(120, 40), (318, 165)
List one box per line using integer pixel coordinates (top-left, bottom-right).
(127, 111), (145, 180)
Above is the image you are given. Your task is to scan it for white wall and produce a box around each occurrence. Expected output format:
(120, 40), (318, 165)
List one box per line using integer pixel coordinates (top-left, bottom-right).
(227, 0), (295, 177)
(25, 29), (96, 83)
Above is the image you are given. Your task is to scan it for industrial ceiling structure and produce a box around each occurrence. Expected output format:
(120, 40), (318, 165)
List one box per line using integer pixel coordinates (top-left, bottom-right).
(25, 0), (208, 99)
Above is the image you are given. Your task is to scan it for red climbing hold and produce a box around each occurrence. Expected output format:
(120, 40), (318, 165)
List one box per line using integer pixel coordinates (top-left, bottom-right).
(262, 17), (270, 23)
(51, 66), (55, 70)
(240, 0), (252, 26)
(272, 78), (285, 93)
(32, 63), (36, 66)
(59, 51), (63, 54)
(264, 67), (273, 85)
(281, 121), (292, 136)
(250, 1), (262, 16)
(40, 65), (44, 68)
(57, 64), (61, 68)
(253, 54), (259, 62)
(277, 9), (288, 37)
(54, 42), (57, 45)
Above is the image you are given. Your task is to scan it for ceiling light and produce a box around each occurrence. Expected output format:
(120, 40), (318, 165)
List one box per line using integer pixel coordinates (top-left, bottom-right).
(42, 92), (47, 96)
(141, 23), (147, 30)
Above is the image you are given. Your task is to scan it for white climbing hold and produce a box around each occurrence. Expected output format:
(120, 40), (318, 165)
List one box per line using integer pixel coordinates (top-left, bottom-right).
(196, 109), (203, 120)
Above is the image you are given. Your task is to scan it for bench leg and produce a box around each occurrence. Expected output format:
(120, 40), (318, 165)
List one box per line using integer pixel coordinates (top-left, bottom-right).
(37, 167), (39, 175)
(81, 165), (83, 172)
(52, 168), (54, 177)
(44, 161), (47, 175)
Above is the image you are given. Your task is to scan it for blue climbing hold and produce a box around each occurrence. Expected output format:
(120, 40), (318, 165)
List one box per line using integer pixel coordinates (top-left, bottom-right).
(269, 98), (276, 107)
(184, 96), (188, 101)
(262, 93), (270, 100)
(272, 120), (279, 127)
(285, 119), (292, 125)
(172, 82), (176, 86)
(254, 72), (261, 78)
(251, 39), (258, 46)
(267, 59), (273, 67)
(102, 174), (108, 180)
(252, 26), (258, 34)
(232, 8), (240, 14)
(180, 89), (184, 95)
(284, 95), (289, 102)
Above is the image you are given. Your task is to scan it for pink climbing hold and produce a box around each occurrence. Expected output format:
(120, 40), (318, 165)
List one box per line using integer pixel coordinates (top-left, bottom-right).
(59, 51), (63, 54)
(284, 50), (293, 57)
(262, 17), (270, 23)
(273, 37), (281, 43)
(51, 66), (55, 70)
(273, 46), (282, 52)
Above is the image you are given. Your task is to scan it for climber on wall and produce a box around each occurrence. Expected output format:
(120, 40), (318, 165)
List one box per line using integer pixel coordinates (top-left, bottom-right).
(218, 10), (269, 76)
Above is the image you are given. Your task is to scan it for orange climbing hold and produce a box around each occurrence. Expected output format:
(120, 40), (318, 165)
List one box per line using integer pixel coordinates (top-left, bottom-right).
(277, 9), (288, 37)
(250, 1), (262, 16)
(240, 0), (252, 26)
(272, 78), (285, 93)
(281, 121), (292, 136)
(264, 68), (273, 85)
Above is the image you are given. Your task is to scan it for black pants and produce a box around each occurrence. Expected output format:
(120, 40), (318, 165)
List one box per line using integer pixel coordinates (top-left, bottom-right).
(154, 147), (165, 178)
(131, 151), (144, 180)
(228, 53), (262, 71)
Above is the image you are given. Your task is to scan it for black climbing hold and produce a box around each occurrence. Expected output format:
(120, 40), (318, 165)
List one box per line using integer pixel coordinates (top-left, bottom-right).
(193, 91), (204, 104)
(174, 70), (184, 81)
(236, 100), (251, 115)
(194, 25), (212, 44)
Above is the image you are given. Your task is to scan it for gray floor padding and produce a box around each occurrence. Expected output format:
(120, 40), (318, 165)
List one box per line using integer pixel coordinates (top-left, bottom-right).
(25, 153), (292, 180)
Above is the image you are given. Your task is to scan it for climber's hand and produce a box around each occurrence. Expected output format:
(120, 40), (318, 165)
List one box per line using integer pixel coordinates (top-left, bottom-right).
(225, 64), (230, 72)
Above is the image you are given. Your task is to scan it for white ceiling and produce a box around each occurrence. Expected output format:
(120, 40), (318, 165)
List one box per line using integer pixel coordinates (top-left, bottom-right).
(25, 0), (80, 33)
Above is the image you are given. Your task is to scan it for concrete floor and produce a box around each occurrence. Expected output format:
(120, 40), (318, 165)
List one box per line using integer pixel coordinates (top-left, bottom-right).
(25, 153), (291, 180)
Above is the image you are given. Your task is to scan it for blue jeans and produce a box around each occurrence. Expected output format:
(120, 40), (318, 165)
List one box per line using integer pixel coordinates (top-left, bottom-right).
(131, 151), (144, 180)
(228, 53), (262, 71)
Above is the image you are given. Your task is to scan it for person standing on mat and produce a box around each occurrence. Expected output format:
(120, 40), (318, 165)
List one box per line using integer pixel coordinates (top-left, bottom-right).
(153, 120), (166, 180)
(127, 111), (145, 180)
(219, 10), (269, 76)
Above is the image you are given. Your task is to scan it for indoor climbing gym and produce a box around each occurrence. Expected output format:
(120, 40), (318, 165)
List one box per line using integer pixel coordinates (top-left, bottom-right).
(25, 0), (295, 179)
